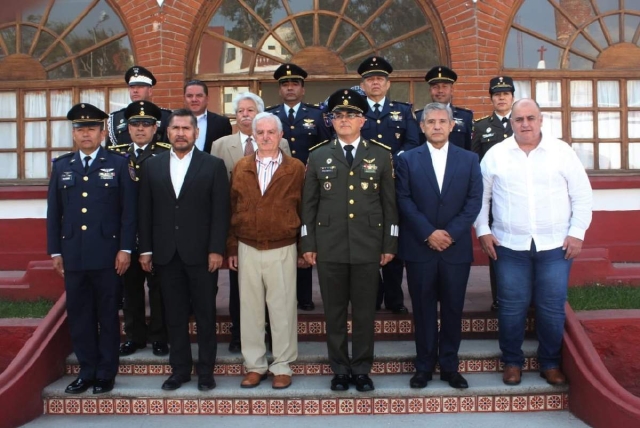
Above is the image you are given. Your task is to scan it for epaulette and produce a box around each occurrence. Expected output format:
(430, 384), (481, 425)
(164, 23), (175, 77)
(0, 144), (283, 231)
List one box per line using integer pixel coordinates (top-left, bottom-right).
(473, 115), (490, 123)
(108, 150), (129, 158)
(265, 105), (278, 111)
(455, 106), (473, 114)
(390, 100), (413, 108)
(309, 140), (330, 151)
(160, 107), (172, 113)
(369, 139), (392, 151)
(108, 143), (130, 152)
(303, 102), (322, 109)
(52, 152), (74, 162)
(156, 142), (172, 150)
(414, 108), (424, 115)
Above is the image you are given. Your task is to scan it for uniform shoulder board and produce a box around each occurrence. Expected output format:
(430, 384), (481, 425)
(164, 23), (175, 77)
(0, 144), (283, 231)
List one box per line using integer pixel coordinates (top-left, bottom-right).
(160, 107), (172, 113)
(369, 139), (392, 151)
(265, 105), (278, 111)
(414, 108), (424, 115)
(156, 142), (172, 150)
(390, 100), (413, 108)
(309, 139), (330, 151)
(303, 102), (322, 109)
(108, 149), (129, 158)
(456, 106), (473, 114)
(473, 115), (490, 123)
(108, 143), (130, 151)
(52, 152), (74, 162)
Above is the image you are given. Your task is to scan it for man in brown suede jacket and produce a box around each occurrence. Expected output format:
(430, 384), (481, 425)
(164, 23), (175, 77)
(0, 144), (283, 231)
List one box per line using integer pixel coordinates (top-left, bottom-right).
(226, 112), (306, 390)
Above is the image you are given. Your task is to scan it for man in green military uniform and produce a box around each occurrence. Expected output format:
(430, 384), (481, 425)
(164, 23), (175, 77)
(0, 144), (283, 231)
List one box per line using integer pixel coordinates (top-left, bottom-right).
(301, 89), (398, 392)
(109, 100), (171, 357)
(471, 75), (515, 311)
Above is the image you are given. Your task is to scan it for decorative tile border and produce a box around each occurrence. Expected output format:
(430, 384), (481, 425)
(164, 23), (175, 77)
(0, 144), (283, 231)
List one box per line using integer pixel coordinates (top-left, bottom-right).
(44, 394), (567, 415)
(120, 317), (536, 340)
(66, 358), (540, 376)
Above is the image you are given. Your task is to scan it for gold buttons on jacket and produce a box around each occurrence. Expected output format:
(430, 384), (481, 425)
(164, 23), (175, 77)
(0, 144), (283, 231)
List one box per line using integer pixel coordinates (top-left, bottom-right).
(104, 183), (109, 187)
(81, 208), (87, 213)
(292, 150), (297, 155)
(82, 192), (88, 197)
(349, 213), (354, 219)
(290, 125), (295, 130)
(349, 185), (354, 190)
(349, 199), (354, 204)
(83, 176), (88, 181)
(81, 225), (87, 231)
(291, 137), (296, 142)
(377, 120), (381, 124)
(349, 171), (354, 176)
(378, 134), (382, 139)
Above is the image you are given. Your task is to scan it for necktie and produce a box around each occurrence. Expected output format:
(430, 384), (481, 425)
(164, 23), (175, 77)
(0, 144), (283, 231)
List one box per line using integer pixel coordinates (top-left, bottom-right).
(344, 145), (354, 167)
(136, 148), (143, 158)
(288, 108), (295, 124)
(501, 117), (508, 128)
(373, 103), (381, 117)
(244, 137), (255, 156)
(83, 156), (91, 173)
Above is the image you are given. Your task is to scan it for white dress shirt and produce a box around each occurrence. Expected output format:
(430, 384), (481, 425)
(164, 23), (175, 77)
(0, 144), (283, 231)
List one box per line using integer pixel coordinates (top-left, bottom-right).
(474, 134), (593, 252)
(367, 97), (386, 111)
(170, 147), (195, 197)
(239, 132), (258, 153)
(80, 147), (101, 168)
(195, 112), (208, 151)
(339, 138), (361, 159)
(256, 150), (282, 195)
(427, 141), (448, 191)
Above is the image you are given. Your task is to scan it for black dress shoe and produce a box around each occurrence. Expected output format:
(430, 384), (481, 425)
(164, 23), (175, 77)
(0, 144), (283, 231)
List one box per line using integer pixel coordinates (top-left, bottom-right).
(410, 371), (432, 388)
(65, 378), (93, 394)
(161, 374), (191, 390)
(152, 341), (169, 356)
(440, 371), (469, 389)
(330, 374), (350, 391)
(228, 339), (241, 353)
(351, 374), (375, 392)
(93, 378), (114, 394)
(390, 305), (409, 314)
(119, 341), (146, 356)
(198, 374), (216, 391)
(297, 301), (315, 311)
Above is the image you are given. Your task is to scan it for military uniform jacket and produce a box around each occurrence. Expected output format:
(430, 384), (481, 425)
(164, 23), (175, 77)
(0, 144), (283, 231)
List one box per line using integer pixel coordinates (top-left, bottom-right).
(301, 139), (398, 264)
(360, 99), (419, 156)
(416, 104), (473, 150)
(105, 107), (172, 147)
(471, 113), (513, 161)
(109, 141), (171, 182)
(46, 147), (137, 271)
(266, 103), (331, 165)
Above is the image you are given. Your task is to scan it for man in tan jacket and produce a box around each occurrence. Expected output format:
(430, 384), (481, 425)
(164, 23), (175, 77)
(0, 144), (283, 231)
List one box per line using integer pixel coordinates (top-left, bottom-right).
(210, 92), (290, 353)
(226, 112), (306, 390)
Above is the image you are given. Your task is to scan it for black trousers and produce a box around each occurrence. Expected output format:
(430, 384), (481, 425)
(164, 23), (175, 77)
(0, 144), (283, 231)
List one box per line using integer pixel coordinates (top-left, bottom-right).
(405, 259), (470, 373)
(317, 261), (379, 375)
(156, 252), (218, 377)
(377, 256), (405, 309)
(65, 268), (121, 380)
(228, 268), (240, 342)
(296, 266), (313, 305)
(122, 256), (166, 343)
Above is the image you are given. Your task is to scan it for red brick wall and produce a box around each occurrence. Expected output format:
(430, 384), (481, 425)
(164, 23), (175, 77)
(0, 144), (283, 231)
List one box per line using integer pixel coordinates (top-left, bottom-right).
(111, 0), (520, 116)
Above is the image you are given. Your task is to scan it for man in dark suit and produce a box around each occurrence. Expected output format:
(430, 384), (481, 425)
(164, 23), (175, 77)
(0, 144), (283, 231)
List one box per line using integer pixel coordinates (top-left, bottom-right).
(357, 55), (420, 315)
(138, 109), (230, 391)
(47, 103), (137, 394)
(106, 66), (172, 147)
(266, 63), (331, 311)
(184, 79), (233, 153)
(415, 66), (473, 150)
(471, 76), (515, 311)
(396, 102), (482, 390)
(301, 89), (398, 392)
(108, 101), (170, 357)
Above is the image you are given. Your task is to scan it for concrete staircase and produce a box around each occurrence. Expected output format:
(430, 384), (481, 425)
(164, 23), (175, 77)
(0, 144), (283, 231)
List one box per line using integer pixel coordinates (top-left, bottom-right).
(39, 267), (572, 417)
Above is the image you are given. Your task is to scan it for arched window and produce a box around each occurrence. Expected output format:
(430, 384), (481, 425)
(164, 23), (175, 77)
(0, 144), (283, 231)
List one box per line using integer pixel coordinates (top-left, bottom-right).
(192, 0), (446, 116)
(503, 0), (640, 171)
(0, 0), (133, 181)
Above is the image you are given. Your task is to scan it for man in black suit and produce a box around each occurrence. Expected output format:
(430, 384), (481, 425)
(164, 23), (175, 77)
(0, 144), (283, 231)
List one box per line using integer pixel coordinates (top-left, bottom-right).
(138, 109), (230, 391)
(184, 80), (233, 153)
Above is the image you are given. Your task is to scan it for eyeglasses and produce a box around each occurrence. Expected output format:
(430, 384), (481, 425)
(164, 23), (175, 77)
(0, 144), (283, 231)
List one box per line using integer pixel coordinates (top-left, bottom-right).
(330, 112), (362, 120)
(129, 121), (155, 128)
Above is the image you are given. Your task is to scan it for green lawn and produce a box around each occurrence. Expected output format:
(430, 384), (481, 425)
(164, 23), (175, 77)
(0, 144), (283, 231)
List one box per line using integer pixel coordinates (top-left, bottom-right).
(568, 285), (640, 311)
(0, 298), (55, 318)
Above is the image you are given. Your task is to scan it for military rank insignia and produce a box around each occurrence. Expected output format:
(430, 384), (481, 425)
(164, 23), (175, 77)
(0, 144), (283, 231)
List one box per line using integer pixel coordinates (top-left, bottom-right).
(390, 111), (402, 121)
(323, 182), (332, 191)
(303, 119), (316, 129)
(129, 160), (138, 181)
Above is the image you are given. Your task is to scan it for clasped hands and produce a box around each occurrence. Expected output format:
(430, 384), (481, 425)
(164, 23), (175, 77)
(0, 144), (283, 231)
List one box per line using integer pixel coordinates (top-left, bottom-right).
(426, 229), (453, 252)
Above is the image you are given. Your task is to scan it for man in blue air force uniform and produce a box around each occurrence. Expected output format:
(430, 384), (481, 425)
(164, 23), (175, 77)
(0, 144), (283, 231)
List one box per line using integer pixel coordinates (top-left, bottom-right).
(47, 103), (137, 395)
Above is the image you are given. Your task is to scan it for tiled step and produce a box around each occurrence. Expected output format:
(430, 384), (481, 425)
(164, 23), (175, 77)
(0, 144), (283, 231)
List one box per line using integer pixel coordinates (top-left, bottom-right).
(66, 340), (541, 376)
(42, 372), (569, 415)
(120, 313), (537, 342)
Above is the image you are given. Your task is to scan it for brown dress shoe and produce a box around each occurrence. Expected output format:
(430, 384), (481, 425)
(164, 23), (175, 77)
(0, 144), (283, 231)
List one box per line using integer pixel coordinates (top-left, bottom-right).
(240, 372), (268, 388)
(502, 366), (522, 385)
(272, 374), (292, 389)
(540, 368), (566, 385)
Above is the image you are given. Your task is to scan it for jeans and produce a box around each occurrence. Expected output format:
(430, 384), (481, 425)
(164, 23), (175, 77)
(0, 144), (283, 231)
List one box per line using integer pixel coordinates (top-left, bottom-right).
(494, 241), (572, 371)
